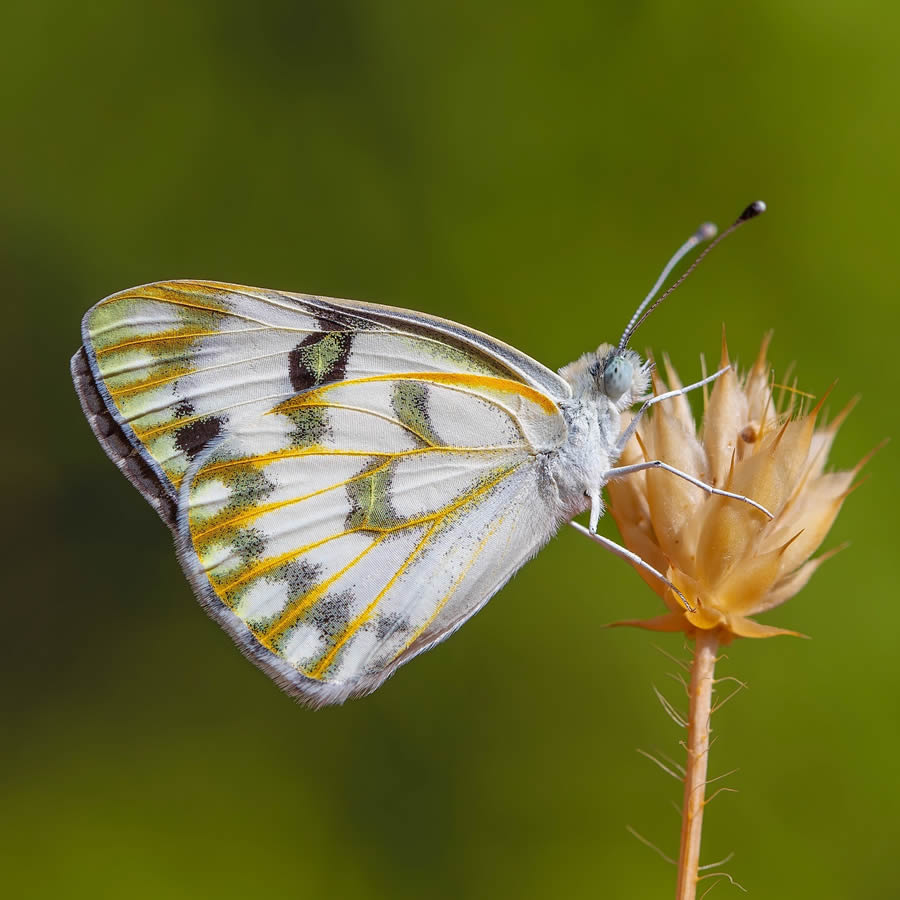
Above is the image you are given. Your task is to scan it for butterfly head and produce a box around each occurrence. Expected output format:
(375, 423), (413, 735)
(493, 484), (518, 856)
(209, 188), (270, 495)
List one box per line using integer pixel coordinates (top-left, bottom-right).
(559, 343), (651, 410)
(601, 349), (636, 402)
(598, 344), (652, 409)
(562, 202), (768, 410)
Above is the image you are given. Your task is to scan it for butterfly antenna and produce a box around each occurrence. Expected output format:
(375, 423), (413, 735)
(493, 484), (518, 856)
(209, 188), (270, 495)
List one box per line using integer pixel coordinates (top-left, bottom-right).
(618, 201), (767, 351)
(618, 222), (717, 351)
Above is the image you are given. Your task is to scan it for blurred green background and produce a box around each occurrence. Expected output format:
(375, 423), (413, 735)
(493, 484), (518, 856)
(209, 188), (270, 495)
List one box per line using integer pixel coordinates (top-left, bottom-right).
(4, 2), (898, 897)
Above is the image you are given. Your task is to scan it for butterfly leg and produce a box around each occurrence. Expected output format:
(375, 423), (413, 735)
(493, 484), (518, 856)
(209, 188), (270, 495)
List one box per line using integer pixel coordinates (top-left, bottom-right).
(588, 492), (602, 534)
(615, 365), (730, 458)
(603, 459), (774, 518)
(569, 521), (693, 611)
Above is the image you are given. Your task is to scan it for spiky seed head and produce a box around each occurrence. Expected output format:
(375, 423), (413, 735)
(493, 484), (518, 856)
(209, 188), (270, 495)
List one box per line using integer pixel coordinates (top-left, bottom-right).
(606, 332), (869, 641)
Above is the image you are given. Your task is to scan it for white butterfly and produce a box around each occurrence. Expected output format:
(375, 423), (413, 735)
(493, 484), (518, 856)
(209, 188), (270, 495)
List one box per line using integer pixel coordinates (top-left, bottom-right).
(72, 204), (768, 707)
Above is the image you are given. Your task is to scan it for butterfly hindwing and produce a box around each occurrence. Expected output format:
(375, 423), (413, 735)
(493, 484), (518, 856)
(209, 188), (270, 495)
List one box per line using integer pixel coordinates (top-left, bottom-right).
(71, 345), (178, 529)
(75, 281), (570, 704)
(180, 374), (562, 705)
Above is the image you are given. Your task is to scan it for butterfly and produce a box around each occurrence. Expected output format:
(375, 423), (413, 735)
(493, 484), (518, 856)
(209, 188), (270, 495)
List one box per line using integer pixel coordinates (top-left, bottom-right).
(71, 204), (767, 707)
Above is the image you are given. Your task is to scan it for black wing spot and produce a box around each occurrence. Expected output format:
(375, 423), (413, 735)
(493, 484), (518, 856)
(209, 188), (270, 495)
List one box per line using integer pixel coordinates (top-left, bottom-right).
(310, 590), (355, 641)
(173, 399), (195, 419)
(288, 322), (352, 393)
(175, 415), (224, 459)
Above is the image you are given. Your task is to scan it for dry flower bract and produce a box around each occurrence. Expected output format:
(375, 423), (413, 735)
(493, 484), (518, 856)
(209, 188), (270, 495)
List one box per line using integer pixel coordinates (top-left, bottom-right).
(606, 332), (867, 642)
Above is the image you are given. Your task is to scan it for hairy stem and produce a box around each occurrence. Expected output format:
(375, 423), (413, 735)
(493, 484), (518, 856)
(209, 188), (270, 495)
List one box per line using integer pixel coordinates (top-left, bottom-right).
(676, 630), (718, 900)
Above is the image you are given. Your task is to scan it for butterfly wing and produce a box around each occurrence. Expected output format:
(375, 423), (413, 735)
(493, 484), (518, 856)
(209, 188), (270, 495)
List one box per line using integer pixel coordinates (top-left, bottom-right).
(73, 281), (569, 511)
(72, 344), (179, 528)
(74, 280), (570, 704)
(179, 373), (565, 705)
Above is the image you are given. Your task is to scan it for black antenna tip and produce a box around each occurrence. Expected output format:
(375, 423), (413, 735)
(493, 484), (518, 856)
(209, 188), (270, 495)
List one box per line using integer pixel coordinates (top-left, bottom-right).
(738, 200), (767, 222)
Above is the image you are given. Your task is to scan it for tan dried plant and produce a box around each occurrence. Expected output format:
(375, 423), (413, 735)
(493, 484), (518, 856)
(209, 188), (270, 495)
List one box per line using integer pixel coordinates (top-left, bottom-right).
(606, 333), (873, 900)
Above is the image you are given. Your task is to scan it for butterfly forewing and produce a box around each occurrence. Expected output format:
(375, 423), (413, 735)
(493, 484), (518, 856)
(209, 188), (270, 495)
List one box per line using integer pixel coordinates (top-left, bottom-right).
(80, 282), (569, 498)
(76, 280), (569, 705)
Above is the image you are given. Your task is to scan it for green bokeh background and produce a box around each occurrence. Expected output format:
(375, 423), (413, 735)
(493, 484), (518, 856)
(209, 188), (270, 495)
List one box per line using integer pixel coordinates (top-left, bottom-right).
(4, 2), (898, 897)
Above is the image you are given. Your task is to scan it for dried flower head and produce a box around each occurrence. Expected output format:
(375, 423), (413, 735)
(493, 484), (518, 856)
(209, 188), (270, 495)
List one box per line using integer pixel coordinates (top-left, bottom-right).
(607, 332), (869, 641)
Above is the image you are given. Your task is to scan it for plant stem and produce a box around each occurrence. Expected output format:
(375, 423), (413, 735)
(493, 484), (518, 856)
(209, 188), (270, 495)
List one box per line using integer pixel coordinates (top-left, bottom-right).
(676, 629), (719, 900)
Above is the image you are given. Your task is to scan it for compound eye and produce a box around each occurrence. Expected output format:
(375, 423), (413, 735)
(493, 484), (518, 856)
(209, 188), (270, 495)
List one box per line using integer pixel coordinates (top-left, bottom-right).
(603, 355), (633, 401)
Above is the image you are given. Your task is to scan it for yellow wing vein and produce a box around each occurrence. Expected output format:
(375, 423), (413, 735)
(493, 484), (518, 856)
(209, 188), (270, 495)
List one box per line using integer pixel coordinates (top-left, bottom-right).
(99, 294), (238, 317)
(166, 285), (539, 382)
(213, 529), (357, 592)
(399, 514), (506, 655)
(308, 520), (443, 679)
(193, 445), (526, 540)
(357, 465), (533, 674)
(95, 327), (270, 356)
(172, 282), (393, 330)
(302, 465), (519, 679)
(208, 463), (521, 601)
(196, 444), (526, 479)
(280, 400), (435, 447)
(276, 372), (558, 416)
(193, 458), (394, 541)
(108, 369), (198, 398)
(106, 346), (318, 398)
(257, 534), (391, 649)
(132, 392), (295, 438)
(99, 292), (312, 332)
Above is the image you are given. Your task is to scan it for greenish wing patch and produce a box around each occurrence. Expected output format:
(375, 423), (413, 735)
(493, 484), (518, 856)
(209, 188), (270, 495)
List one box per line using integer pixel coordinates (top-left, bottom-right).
(283, 406), (328, 448)
(288, 331), (352, 392)
(391, 381), (440, 446)
(345, 461), (403, 531)
(189, 459), (278, 594)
